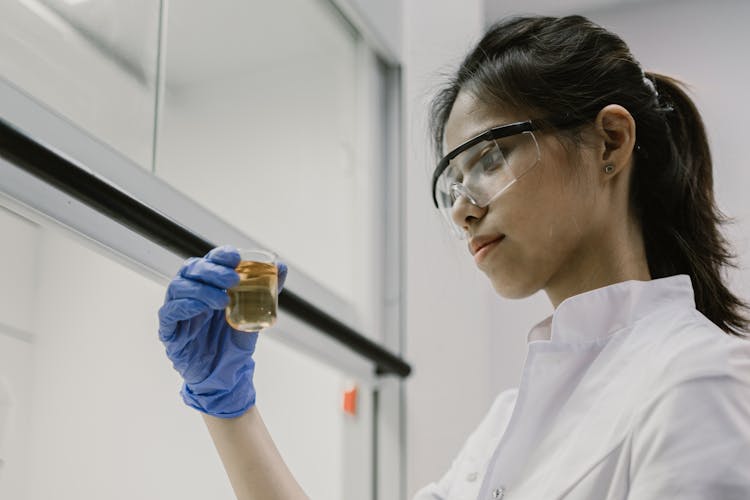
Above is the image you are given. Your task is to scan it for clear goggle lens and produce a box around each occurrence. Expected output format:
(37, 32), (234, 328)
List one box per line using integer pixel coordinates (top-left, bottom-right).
(434, 131), (540, 239)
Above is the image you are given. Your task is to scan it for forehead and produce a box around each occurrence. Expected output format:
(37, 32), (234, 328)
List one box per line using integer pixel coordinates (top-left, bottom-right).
(443, 90), (520, 154)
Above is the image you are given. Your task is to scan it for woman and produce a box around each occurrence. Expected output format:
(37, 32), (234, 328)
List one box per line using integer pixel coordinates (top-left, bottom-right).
(158, 15), (750, 500)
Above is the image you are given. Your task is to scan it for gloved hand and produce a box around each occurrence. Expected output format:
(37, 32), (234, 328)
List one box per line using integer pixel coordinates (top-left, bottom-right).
(158, 245), (288, 418)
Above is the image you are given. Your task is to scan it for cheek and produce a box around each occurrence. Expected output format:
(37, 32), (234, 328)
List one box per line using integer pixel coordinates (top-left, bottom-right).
(512, 162), (577, 245)
(525, 172), (593, 255)
(518, 201), (578, 269)
(482, 166), (591, 295)
(525, 152), (596, 240)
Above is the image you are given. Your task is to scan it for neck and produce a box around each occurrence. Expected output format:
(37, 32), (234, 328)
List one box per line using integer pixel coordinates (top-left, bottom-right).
(545, 215), (651, 309)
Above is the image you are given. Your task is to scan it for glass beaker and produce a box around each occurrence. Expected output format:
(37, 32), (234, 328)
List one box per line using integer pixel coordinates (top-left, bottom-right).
(225, 249), (278, 332)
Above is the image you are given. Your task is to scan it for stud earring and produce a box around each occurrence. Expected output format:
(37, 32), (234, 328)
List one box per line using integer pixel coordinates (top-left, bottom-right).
(603, 164), (615, 174)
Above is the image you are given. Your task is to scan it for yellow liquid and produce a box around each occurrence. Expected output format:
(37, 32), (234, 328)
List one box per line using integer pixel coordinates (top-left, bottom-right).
(225, 261), (278, 331)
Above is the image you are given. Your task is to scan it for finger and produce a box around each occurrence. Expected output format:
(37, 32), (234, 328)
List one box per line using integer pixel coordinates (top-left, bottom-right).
(177, 257), (200, 276)
(166, 277), (230, 309)
(277, 261), (288, 292)
(230, 330), (259, 350)
(205, 245), (241, 268)
(180, 258), (240, 289)
(162, 309), (213, 362)
(158, 298), (211, 338)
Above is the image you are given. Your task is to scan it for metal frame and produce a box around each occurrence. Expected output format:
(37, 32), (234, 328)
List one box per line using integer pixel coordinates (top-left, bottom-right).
(376, 59), (407, 500)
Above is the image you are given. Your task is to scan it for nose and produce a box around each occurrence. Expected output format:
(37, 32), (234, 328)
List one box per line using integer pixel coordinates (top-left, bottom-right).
(450, 192), (487, 233)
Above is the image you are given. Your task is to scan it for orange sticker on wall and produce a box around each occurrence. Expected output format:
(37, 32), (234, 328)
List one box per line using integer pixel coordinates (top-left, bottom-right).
(343, 385), (357, 416)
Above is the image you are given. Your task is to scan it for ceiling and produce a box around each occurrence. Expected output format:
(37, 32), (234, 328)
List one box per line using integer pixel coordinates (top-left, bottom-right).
(34, 0), (356, 88)
(39, 0), (158, 85)
(485, 0), (657, 24)
(29, 0), (660, 88)
(162, 0), (356, 87)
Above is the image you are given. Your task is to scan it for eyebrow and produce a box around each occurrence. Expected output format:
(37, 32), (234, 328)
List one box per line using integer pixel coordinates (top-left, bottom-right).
(452, 142), (497, 177)
(446, 119), (516, 152)
(466, 121), (510, 140)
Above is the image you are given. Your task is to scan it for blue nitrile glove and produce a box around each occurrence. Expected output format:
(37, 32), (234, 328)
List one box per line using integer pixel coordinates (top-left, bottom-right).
(157, 245), (288, 418)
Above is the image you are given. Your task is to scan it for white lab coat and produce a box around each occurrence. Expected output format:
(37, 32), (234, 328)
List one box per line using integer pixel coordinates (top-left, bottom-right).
(413, 274), (750, 500)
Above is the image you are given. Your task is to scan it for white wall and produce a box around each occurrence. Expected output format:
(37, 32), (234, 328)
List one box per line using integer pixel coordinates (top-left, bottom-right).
(0, 206), (37, 499)
(0, 202), (363, 500)
(402, 1), (503, 497)
(335, 0), (402, 62)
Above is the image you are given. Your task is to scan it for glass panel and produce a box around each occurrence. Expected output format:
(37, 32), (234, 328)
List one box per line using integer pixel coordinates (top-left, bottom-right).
(0, 0), (160, 168)
(0, 201), (369, 499)
(155, 1), (366, 316)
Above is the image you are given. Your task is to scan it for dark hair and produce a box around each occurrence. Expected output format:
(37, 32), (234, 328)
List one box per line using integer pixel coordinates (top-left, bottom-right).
(429, 15), (749, 337)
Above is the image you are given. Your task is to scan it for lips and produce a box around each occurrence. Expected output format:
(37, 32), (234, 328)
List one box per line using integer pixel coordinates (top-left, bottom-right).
(469, 235), (505, 256)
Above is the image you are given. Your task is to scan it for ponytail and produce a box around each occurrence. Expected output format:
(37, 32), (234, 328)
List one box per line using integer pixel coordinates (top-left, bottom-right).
(633, 73), (749, 336)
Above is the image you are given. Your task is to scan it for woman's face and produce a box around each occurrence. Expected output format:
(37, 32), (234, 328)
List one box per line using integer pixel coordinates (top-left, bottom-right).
(443, 90), (610, 300)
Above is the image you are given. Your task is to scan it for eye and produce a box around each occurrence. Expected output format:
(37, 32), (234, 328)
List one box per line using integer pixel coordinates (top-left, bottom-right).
(449, 188), (458, 203)
(478, 147), (505, 172)
(448, 184), (462, 205)
(446, 165), (462, 185)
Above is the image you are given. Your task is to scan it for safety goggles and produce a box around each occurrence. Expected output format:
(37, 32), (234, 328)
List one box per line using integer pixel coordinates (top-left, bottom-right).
(431, 116), (585, 240)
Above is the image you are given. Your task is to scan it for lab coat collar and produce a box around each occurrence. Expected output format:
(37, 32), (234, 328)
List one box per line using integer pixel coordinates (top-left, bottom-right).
(527, 274), (695, 344)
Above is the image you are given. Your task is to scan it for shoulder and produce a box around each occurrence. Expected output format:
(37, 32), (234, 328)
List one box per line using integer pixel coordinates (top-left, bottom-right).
(624, 310), (750, 495)
(627, 308), (750, 460)
(628, 370), (750, 497)
(629, 307), (750, 388)
(616, 307), (750, 442)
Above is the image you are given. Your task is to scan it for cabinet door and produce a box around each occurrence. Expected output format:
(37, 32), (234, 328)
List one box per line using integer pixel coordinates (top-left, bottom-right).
(0, 201), (372, 500)
(154, 1), (380, 336)
(0, 0), (161, 168)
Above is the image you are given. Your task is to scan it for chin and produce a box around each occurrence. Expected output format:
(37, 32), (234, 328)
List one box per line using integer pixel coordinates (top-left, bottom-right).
(487, 270), (541, 299)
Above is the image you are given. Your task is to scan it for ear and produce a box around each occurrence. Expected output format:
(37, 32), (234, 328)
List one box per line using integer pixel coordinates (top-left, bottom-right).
(592, 104), (636, 177)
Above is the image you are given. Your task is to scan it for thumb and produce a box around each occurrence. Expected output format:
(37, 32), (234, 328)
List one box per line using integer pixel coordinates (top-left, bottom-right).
(277, 261), (288, 293)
